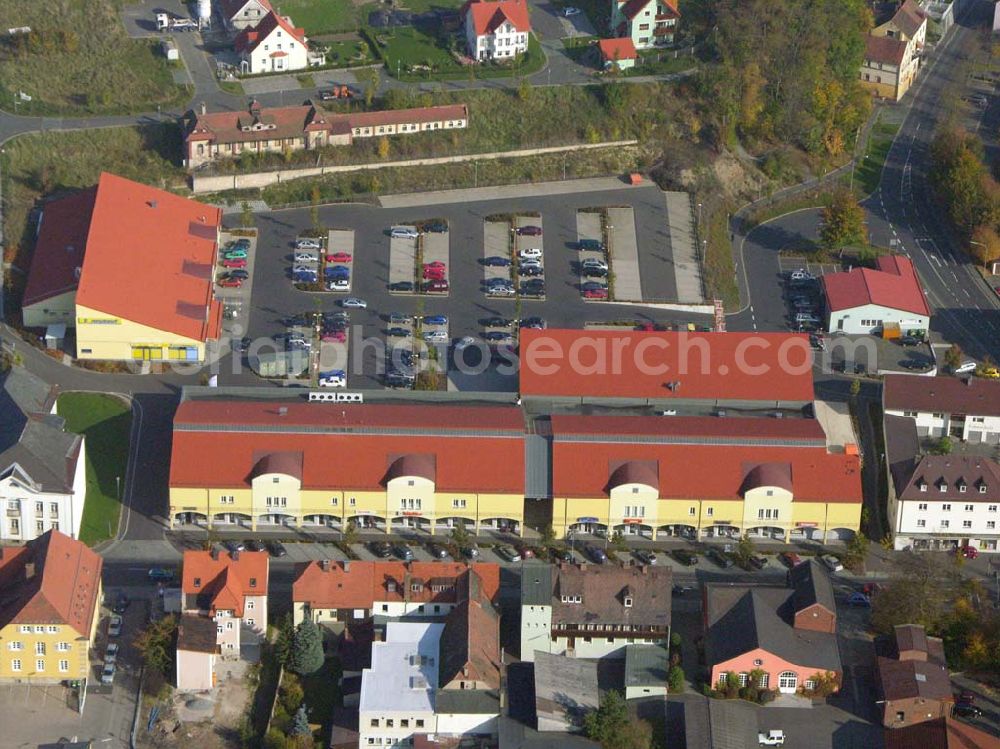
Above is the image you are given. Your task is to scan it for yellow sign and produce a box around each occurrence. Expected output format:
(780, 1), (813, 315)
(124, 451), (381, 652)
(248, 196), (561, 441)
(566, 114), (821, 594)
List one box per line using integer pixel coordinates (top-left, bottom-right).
(77, 317), (121, 325)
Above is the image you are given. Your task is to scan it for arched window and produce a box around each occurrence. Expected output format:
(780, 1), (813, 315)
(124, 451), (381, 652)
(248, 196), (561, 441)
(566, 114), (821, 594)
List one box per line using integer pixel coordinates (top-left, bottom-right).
(778, 671), (797, 691)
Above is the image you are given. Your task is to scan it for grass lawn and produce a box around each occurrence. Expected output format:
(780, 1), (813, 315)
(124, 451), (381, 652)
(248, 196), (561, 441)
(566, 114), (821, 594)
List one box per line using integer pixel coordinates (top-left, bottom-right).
(375, 27), (545, 81)
(321, 38), (376, 67)
(271, 0), (359, 33)
(0, 0), (190, 114)
(853, 118), (901, 197)
(56, 393), (132, 546)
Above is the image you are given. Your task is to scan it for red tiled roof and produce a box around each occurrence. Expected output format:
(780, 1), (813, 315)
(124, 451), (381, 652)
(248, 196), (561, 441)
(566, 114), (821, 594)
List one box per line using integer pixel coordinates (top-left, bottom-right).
(518, 329), (816, 402)
(0, 530), (103, 638)
(74, 173), (222, 342)
(617, 0), (678, 21)
(182, 550), (269, 616)
(236, 11), (306, 54)
(465, 0), (531, 36)
(890, 0), (927, 39)
(884, 717), (1000, 749)
(169, 401), (525, 493)
(864, 34), (908, 66)
(550, 414), (827, 442)
(344, 104), (469, 129)
(821, 255), (930, 316)
(598, 38), (638, 62)
(549, 416), (861, 502)
(22, 187), (96, 308)
(884, 374), (1000, 418)
(292, 560), (500, 609)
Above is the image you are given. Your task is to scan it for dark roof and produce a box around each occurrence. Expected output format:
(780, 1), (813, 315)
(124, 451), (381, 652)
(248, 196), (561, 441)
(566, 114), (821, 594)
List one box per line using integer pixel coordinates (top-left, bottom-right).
(864, 34), (909, 66)
(386, 453), (436, 484)
(898, 456), (1000, 503)
(177, 613), (219, 653)
(0, 366), (57, 452)
(435, 688), (501, 714)
(877, 656), (952, 702)
(895, 623), (939, 660)
(624, 644), (670, 689)
(884, 375), (1000, 419)
(889, 0), (927, 38)
(681, 695), (758, 749)
(885, 414), (919, 498)
(549, 563), (671, 627)
(607, 460), (657, 491)
(497, 716), (602, 749)
(22, 186), (96, 307)
(705, 585), (841, 673)
(533, 651), (599, 731)
(740, 462), (792, 494)
(521, 564), (553, 606)
(0, 416), (83, 494)
(883, 716), (1000, 749)
(250, 451), (303, 481)
(438, 571), (501, 689)
(789, 560), (836, 614)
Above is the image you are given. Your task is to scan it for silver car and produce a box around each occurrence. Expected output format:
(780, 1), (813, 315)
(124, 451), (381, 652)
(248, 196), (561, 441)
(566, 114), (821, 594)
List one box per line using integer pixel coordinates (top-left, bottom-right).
(295, 238), (321, 250)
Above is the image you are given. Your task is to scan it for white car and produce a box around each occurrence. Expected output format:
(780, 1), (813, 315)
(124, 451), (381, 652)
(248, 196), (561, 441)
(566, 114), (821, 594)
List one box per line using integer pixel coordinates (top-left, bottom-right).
(101, 662), (116, 685)
(519, 248), (542, 259)
(955, 361), (977, 374)
(563, 6), (581, 15)
(758, 730), (785, 747)
(581, 258), (608, 270)
(319, 370), (346, 387)
(295, 239), (321, 250)
(821, 554), (844, 573)
(390, 226), (419, 239)
(294, 252), (318, 263)
(454, 336), (477, 350)
(327, 279), (350, 291)
(488, 287), (516, 297)
(789, 269), (814, 281)
(108, 615), (123, 637)
(423, 330), (449, 343)
(293, 264), (317, 275)
(105, 643), (120, 664)
(341, 297), (367, 309)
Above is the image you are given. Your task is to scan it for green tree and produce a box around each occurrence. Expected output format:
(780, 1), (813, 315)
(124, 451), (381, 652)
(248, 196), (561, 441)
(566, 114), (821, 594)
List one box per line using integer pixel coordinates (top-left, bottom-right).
(240, 201), (254, 229)
(342, 520), (358, 546)
(451, 521), (470, 548)
(667, 665), (685, 693)
(733, 534), (755, 568)
(849, 378), (861, 399)
(842, 532), (868, 569)
(274, 614), (296, 668)
(583, 690), (651, 749)
(263, 728), (287, 749)
(290, 704), (313, 747)
(819, 189), (866, 248)
(289, 619), (324, 675)
(134, 614), (178, 677)
(539, 525), (556, 546)
(945, 344), (964, 371)
(931, 436), (953, 455)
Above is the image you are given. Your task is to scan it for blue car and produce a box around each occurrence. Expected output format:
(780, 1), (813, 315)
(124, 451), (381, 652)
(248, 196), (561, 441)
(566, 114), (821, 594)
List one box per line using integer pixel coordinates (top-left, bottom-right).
(324, 266), (350, 279)
(846, 592), (871, 607)
(423, 315), (448, 326)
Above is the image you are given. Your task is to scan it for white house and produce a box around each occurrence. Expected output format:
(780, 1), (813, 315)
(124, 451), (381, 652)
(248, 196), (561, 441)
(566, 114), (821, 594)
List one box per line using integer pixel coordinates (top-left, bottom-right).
(219, 0), (273, 32)
(820, 255), (931, 335)
(464, 0), (531, 61)
(176, 614), (219, 691)
(235, 11), (309, 75)
(884, 374), (1000, 445)
(609, 0), (680, 51)
(890, 455), (1000, 552)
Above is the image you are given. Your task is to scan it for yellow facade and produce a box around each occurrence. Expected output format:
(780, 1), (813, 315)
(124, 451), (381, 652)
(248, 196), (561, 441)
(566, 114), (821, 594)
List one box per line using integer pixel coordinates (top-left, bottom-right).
(75, 303), (207, 362)
(0, 579), (102, 683)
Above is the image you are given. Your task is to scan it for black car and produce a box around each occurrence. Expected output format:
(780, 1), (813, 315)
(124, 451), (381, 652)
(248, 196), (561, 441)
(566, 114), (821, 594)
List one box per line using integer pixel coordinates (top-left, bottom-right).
(515, 225), (543, 236)
(389, 281), (415, 292)
(899, 359), (927, 370)
(585, 545), (608, 564)
(285, 314), (309, 327)
(583, 268), (608, 278)
(113, 593), (129, 614)
(482, 317), (513, 328)
(520, 317), (546, 329)
(633, 549), (657, 565)
(748, 554), (767, 570)
(245, 539), (266, 552)
(898, 336), (920, 347)
(387, 327), (411, 338)
(484, 331), (512, 342)
(266, 541), (287, 558)
(427, 542), (448, 559)
(482, 256), (511, 267)
(520, 266), (543, 277)
(228, 238), (251, 250)
(392, 543), (414, 561)
(671, 549), (698, 566)
(223, 539), (246, 553)
(551, 547), (574, 563)
(227, 269), (250, 280)
(369, 541), (393, 558)
(706, 547), (734, 568)
(232, 336), (252, 353)
(954, 703), (983, 719)
(423, 222), (448, 233)
(577, 238), (605, 251)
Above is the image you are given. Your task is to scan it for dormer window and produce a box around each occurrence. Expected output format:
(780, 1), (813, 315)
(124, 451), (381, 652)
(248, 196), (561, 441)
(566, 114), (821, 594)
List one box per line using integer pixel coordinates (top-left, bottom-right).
(919, 482), (927, 492)
(624, 596), (633, 608)
(387, 580), (397, 592)
(250, 577), (257, 588)
(981, 485), (989, 494)
(194, 577), (201, 588)
(939, 483), (947, 493)
(959, 484), (967, 494)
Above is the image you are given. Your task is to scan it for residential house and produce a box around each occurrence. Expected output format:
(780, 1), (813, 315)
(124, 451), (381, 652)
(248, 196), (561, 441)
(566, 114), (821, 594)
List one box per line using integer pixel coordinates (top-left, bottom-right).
(175, 614), (220, 691)
(877, 624), (953, 728)
(235, 11), (309, 74)
(884, 374), (1000, 444)
(821, 255), (931, 335)
(0, 531), (103, 683)
(0, 365), (86, 543)
(624, 643), (669, 699)
(609, 0), (680, 50)
(533, 651), (599, 732)
(219, 0), (273, 31)
(21, 172), (223, 363)
(519, 562), (671, 661)
(178, 548), (268, 686)
(463, 0), (531, 61)
(884, 716), (1000, 749)
(168, 397), (525, 535)
(545, 413), (862, 542)
(704, 560), (842, 694)
(889, 455), (1000, 552)
(291, 559), (500, 626)
(183, 100), (469, 169)
(860, 0), (927, 100)
(598, 38), (638, 70)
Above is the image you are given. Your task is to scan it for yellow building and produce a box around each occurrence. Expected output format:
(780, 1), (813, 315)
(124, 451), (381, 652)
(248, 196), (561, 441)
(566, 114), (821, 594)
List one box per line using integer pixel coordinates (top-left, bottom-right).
(549, 414), (862, 543)
(860, 0), (926, 101)
(168, 398), (527, 535)
(0, 531), (103, 683)
(21, 172), (222, 362)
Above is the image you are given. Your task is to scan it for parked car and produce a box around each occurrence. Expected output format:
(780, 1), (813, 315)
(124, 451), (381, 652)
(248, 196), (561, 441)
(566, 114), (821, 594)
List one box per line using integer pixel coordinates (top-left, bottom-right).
(423, 262), (446, 271)
(427, 542), (448, 559)
(108, 615), (123, 637)
(821, 554), (844, 572)
(519, 260), (542, 270)
(957, 690), (977, 705)
(706, 547), (734, 568)
(955, 361), (978, 374)
(324, 266), (350, 279)
(387, 327), (411, 338)
(326, 252), (352, 263)
(113, 593), (129, 614)
(266, 541), (287, 557)
(369, 541), (393, 558)
(228, 238), (251, 250)
(519, 248), (543, 259)
(294, 252), (319, 263)
(954, 703), (983, 719)
(748, 555), (768, 570)
(223, 249), (248, 259)
(671, 549), (698, 566)
(585, 546), (608, 564)
(516, 225), (543, 236)
(577, 238), (604, 251)
(222, 257), (247, 268)
(584, 288), (609, 299)
(148, 567), (174, 581)
(423, 268), (446, 280)
(483, 317), (513, 327)
(551, 547), (574, 563)
(482, 256), (512, 267)
(520, 266), (544, 277)
(341, 297), (367, 308)
(218, 277), (243, 288)
(583, 267), (608, 278)
(581, 281), (608, 292)
(392, 543), (414, 561)
(389, 313), (413, 324)
(758, 730), (785, 746)
(497, 545), (522, 563)
(295, 238), (322, 249)
(423, 315), (448, 326)
(789, 269), (814, 281)
(487, 286), (515, 296)
(245, 540), (266, 552)
(424, 330), (449, 342)
(319, 370), (347, 387)
(389, 281), (415, 292)
(846, 592), (871, 607)
(105, 643), (120, 664)
(519, 317), (546, 329)
(232, 336), (252, 354)
(962, 545), (980, 559)
(463, 544), (481, 559)
(327, 279), (350, 291)
(425, 280), (449, 293)
(423, 221), (448, 233)
(779, 552), (803, 569)
(100, 662), (117, 685)
(581, 258), (609, 270)
(898, 335), (920, 347)
(294, 272), (318, 283)
(390, 226), (419, 239)
(633, 549), (657, 565)
(484, 331), (512, 342)
(563, 6), (581, 15)
(223, 539), (246, 553)
(809, 334), (826, 350)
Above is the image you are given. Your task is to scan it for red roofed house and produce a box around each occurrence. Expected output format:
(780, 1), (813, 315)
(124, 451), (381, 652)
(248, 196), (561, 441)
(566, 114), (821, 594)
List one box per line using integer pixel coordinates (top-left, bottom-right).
(184, 100), (469, 169)
(548, 413), (862, 541)
(861, 0), (927, 101)
(598, 38), (638, 70)
(0, 530), (103, 683)
(21, 172), (223, 363)
(168, 399), (526, 535)
(463, 0), (531, 61)
(177, 548), (268, 689)
(235, 10), (309, 74)
(610, 0), (679, 50)
(820, 255), (931, 335)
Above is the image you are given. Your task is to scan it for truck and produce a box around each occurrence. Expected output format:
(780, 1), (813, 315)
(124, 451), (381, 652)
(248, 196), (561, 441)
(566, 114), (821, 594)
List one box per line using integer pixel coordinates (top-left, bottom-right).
(156, 13), (198, 31)
(758, 730), (785, 747)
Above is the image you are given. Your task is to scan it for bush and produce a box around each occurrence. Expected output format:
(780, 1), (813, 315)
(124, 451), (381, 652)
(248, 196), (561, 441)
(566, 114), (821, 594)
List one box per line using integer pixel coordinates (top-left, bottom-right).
(668, 665), (685, 693)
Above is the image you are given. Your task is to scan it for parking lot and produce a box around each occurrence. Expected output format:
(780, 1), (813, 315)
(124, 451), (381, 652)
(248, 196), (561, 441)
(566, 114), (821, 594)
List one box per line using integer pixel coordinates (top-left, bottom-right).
(238, 184), (708, 389)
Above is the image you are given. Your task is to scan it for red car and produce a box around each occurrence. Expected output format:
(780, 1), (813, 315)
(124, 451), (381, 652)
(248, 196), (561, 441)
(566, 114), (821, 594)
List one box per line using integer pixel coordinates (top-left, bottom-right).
(994, 285), (1000, 297)
(962, 545), (979, 559)
(638, 322), (656, 331)
(218, 277), (243, 288)
(424, 261), (446, 270)
(583, 288), (608, 299)
(423, 268), (446, 280)
(321, 331), (346, 343)
(425, 280), (449, 293)
(326, 252), (353, 263)
(222, 257), (247, 268)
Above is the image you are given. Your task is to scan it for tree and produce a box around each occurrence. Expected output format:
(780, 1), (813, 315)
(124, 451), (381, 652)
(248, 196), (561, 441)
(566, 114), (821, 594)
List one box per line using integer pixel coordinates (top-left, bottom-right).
(240, 201), (254, 229)
(377, 136), (390, 160)
(819, 189), (866, 248)
(871, 552), (960, 634)
(931, 436), (953, 455)
(842, 531), (869, 569)
(539, 524), (556, 546)
(945, 344), (964, 371)
(309, 186), (321, 231)
(274, 614), (296, 668)
(450, 520), (470, 548)
(733, 534), (755, 568)
(849, 378), (861, 399)
(970, 225), (1000, 267)
(134, 614), (178, 677)
(667, 665), (685, 693)
(584, 690), (651, 749)
(290, 704), (314, 747)
(341, 520), (358, 546)
(288, 619), (324, 675)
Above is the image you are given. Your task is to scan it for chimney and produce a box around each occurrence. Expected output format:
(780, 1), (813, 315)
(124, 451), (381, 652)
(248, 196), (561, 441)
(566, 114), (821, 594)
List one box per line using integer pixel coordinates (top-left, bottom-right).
(200, 101), (207, 115)
(210, 548), (219, 560)
(343, 560), (350, 572)
(320, 559), (330, 572)
(24, 562), (36, 581)
(232, 550), (240, 561)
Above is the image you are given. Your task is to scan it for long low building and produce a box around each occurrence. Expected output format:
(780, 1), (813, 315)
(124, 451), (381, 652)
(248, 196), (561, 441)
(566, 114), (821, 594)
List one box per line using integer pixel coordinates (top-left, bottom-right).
(168, 400), (526, 533)
(547, 414), (863, 542)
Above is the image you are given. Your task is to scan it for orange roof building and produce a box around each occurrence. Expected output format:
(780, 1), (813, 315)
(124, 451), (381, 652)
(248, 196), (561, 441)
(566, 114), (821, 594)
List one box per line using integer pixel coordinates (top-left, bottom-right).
(463, 0), (531, 61)
(598, 38), (638, 70)
(22, 172), (223, 363)
(0, 531), (103, 682)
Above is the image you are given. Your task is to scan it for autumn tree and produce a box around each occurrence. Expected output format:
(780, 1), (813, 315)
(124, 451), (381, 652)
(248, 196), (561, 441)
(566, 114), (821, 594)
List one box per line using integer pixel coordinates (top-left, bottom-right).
(970, 225), (1000, 267)
(945, 344), (964, 371)
(135, 615), (178, 677)
(820, 189), (866, 248)
(377, 137), (390, 160)
(871, 553), (959, 634)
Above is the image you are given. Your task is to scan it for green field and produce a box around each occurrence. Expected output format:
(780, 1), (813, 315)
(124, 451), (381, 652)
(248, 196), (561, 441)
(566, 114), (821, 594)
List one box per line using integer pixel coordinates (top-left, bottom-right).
(853, 119), (901, 197)
(56, 393), (133, 546)
(0, 0), (190, 114)
(273, 0), (360, 34)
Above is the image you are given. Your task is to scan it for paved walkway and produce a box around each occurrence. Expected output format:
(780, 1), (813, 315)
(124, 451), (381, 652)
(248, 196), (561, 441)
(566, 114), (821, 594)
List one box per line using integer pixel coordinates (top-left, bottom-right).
(608, 206), (642, 301)
(378, 176), (645, 208)
(663, 192), (703, 303)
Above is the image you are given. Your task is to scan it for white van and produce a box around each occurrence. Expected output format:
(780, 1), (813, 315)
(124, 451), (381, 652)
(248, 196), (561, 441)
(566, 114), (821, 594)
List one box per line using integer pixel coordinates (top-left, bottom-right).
(795, 313), (820, 324)
(955, 361), (977, 374)
(390, 226), (419, 239)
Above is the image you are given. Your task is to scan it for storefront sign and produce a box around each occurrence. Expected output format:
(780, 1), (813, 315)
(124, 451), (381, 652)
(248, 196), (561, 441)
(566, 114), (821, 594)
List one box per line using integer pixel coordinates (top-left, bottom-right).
(402, 511), (422, 517)
(576, 516), (599, 523)
(795, 522), (818, 528)
(623, 518), (643, 524)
